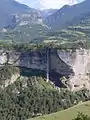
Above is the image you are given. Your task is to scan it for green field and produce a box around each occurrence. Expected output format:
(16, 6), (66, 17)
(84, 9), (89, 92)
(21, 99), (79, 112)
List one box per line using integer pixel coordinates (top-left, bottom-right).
(29, 101), (90, 120)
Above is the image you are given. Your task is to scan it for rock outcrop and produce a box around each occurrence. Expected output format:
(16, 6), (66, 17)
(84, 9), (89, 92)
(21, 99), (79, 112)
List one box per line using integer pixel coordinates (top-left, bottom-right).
(3, 73), (20, 88)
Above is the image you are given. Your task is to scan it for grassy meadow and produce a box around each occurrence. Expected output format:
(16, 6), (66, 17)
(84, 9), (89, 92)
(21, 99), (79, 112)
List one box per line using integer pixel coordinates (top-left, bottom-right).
(29, 101), (90, 120)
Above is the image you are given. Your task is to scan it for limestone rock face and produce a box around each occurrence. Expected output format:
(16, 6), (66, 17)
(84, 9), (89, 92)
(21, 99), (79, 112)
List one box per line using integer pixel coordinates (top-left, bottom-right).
(0, 48), (90, 91)
(58, 49), (90, 91)
(0, 50), (47, 70)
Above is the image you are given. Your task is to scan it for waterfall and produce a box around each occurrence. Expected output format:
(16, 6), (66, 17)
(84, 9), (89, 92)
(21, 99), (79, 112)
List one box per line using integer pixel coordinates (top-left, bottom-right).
(46, 49), (49, 82)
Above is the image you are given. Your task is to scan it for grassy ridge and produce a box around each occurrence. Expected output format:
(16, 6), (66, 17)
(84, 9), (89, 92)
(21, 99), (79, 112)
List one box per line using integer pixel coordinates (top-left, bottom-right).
(29, 101), (90, 120)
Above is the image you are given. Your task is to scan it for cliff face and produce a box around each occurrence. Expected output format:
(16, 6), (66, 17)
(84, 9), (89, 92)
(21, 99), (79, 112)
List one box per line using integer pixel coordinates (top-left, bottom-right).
(0, 50), (47, 70)
(58, 49), (90, 91)
(0, 48), (90, 91)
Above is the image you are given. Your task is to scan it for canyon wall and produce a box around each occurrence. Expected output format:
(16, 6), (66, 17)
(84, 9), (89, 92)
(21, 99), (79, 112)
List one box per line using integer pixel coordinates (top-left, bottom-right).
(0, 48), (90, 91)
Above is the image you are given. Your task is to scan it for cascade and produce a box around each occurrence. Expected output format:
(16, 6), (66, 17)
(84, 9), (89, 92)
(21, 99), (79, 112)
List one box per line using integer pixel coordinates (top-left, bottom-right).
(46, 49), (49, 82)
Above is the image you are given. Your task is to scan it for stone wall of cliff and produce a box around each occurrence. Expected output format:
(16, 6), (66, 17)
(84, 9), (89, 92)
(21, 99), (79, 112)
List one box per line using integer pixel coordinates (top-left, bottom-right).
(0, 48), (90, 91)
(57, 49), (90, 91)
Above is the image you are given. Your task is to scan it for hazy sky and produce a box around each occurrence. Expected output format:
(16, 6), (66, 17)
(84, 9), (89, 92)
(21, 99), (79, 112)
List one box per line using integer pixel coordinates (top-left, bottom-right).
(15, 0), (85, 9)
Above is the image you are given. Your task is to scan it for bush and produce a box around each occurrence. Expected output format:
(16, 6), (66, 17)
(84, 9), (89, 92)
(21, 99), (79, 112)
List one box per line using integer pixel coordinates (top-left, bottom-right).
(73, 113), (90, 120)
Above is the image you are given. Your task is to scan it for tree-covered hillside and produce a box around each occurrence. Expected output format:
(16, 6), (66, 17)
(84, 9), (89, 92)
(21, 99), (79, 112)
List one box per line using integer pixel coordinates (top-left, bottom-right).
(0, 23), (49, 43)
(0, 74), (90, 120)
(0, 64), (89, 120)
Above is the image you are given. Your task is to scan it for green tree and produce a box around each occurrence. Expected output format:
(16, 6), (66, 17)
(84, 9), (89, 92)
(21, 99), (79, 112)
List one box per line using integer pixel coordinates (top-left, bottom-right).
(73, 113), (90, 120)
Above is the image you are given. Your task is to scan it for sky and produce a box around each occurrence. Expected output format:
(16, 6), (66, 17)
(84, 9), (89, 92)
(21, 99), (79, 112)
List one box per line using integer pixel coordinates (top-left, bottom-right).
(15, 0), (85, 9)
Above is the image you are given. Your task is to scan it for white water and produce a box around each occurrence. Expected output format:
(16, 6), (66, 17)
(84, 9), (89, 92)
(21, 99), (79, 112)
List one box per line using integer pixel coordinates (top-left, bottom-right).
(46, 50), (49, 82)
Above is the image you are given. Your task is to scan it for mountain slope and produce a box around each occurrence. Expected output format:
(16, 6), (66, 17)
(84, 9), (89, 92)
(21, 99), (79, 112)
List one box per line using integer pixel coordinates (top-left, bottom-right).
(0, 23), (49, 43)
(32, 11), (90, 45)
(1, 6), (90, 44)
(45, 0), (90, 30)
(2, 10), (90, 44)
(0, 0), (50, 43)
(0, 0), (41, 28)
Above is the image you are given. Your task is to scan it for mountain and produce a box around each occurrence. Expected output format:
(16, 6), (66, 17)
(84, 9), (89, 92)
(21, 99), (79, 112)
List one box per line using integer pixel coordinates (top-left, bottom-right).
(1, 0), (90, 43)
(0, 0), (42, 28)
(45, 0), (90, 30)
(32, 11), (90, 45)
(40, 9), (58, 18)
(0, 0), (50, 42)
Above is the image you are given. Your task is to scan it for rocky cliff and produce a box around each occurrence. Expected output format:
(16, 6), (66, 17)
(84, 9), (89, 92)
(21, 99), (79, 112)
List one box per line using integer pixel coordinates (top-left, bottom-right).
(58, 49), (90, 91)
(0, 48), (90, 91)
